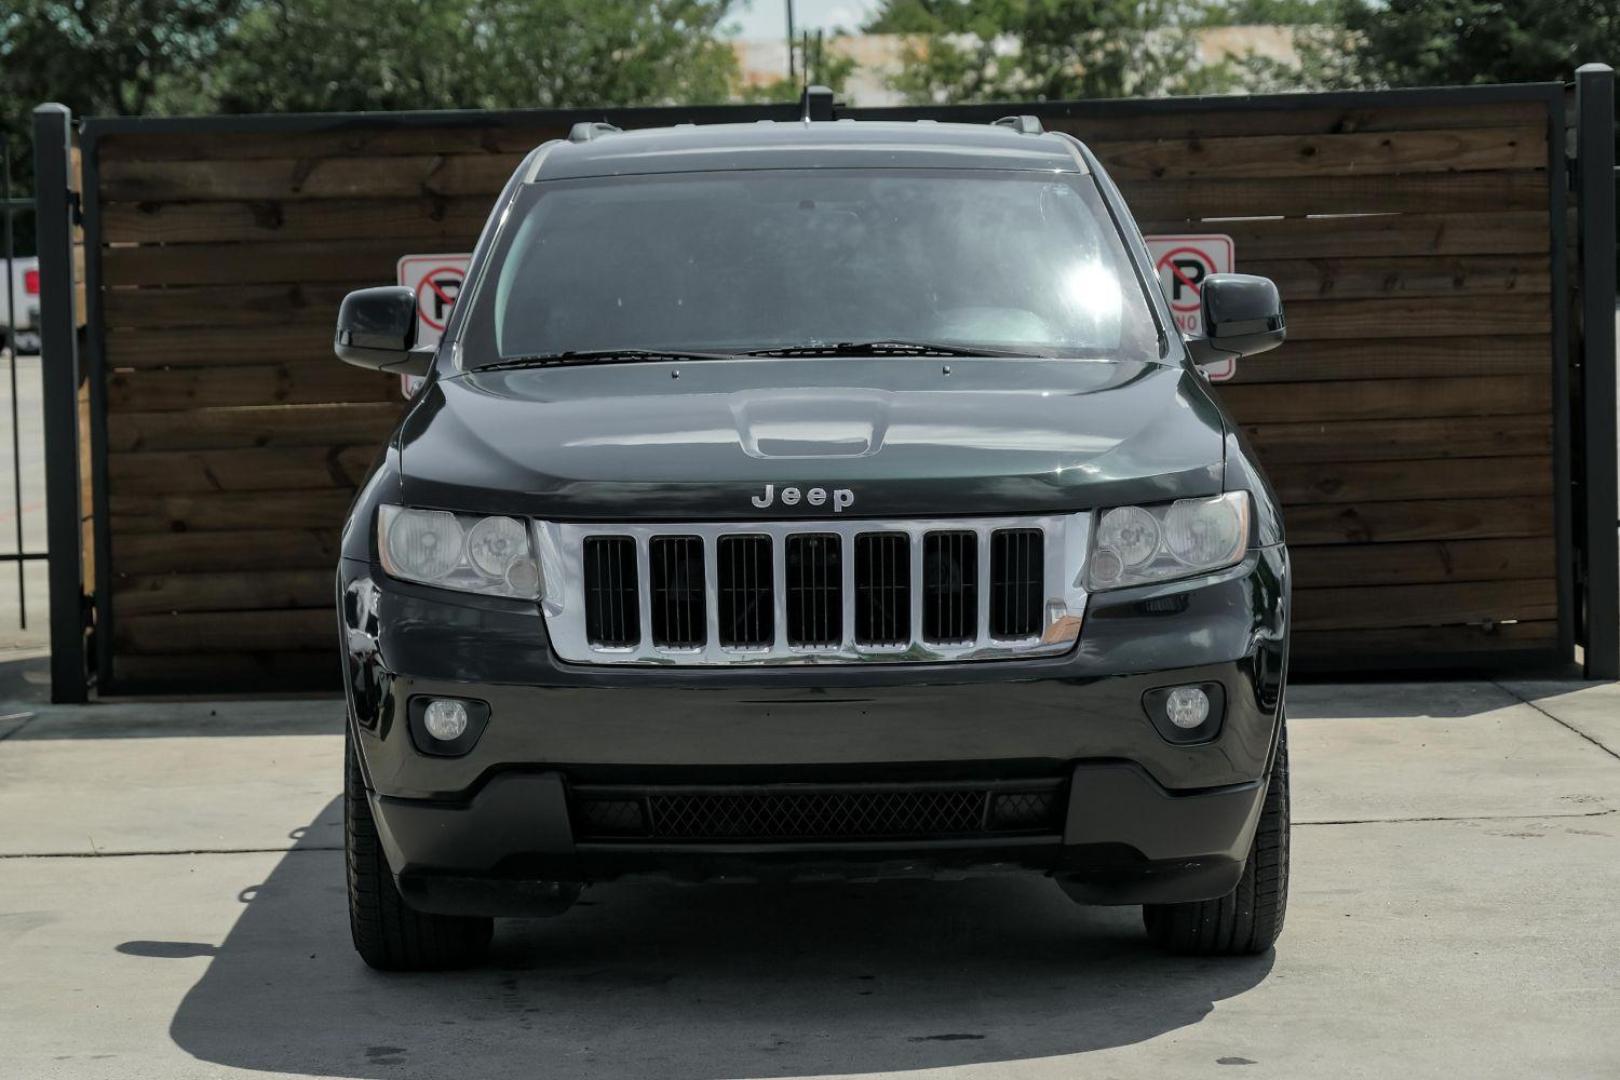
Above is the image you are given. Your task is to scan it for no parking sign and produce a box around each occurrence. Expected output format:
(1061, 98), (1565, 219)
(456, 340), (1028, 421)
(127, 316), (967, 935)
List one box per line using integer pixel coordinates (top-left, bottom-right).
(1145, 234), (1236, 381)
(397, 253), (471, 348)
(395, 253), (471, 396)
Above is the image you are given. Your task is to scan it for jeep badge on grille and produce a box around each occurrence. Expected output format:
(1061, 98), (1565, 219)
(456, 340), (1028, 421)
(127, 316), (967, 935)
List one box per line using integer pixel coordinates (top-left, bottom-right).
(750, 484), (855, 512)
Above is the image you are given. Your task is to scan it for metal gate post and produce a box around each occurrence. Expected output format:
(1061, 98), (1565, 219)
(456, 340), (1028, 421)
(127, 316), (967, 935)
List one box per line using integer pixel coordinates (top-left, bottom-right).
(33, 104), (88, 703)
(1574, 65), (1619, 679)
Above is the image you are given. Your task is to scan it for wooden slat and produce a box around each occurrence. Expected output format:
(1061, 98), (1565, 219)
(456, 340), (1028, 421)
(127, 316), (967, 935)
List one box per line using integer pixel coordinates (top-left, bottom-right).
(107, 106), (1545, 160)
(108, 446), (375, 494)
(1292, 619), (1560, 666)
(1094, 125), (1546, 181)
(100, 256), (1553, 334)
(1139, 212), (1550, 259)
(1292, 578), (1557, 631)
(1047, 100), (1551, 141)
(1246, 414), (1549, 463)
(1285, 497), (1553, 545)
(106, 403), (400, 453)
(1217, 375), (1549, 424)
(100, 153), (522, 202)
(115, 528), (342, 573)
(109, 490), (357, 534)
(1291, 537), (1555, 589)
(114, 609), (334, 654)
(105, 325), (334, 368)
(110, 650), (338, 691)
(101, 196), (490, 246)
(97, 124), (569, 161)
(1267, 456), (1551, 505)
(114, 570), (333, 616)
(104, 283), (352, 330)
(1124, 170), (1549, 219)
(106, 363), (398, 412)
(1231, 336), (1547, 383)
(1238, 255), (1549, 302)
(1281, 294), (1550, 340)
(103, 238), (465, 288)
(91, 102), (1551, 167)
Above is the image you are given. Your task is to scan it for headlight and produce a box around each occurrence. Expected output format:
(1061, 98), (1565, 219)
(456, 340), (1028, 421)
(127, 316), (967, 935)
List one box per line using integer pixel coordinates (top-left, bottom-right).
(1088, 492), (1249, 590)
(377, 505), (541, 599)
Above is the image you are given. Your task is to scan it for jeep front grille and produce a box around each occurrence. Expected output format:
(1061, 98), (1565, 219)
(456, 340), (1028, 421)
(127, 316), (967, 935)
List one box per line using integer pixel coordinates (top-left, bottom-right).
(572, 780), (1067, 843)
(991, 528), (1045, 639)
(717, 534), (774, 648)
(649, 535), (705, 649)
(583, 536), (639, 647)
(535, 515), (1091, 665)
(854, 532), (909, 646)
(922, 530), (977, 644)
(786, 534), (842, 647)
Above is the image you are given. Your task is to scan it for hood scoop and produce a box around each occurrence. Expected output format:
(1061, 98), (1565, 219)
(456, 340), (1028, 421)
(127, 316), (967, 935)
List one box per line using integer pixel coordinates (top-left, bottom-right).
(730, 388), (891, 459)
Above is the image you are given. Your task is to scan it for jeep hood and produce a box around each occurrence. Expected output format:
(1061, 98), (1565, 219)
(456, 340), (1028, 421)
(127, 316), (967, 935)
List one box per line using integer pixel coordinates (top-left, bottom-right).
(397, 356), (1226, 519)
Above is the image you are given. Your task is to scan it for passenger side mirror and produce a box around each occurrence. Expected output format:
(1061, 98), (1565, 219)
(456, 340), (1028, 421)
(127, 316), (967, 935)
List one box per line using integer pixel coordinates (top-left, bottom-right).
(1185, 273), (1285, 370)
(334, 286), (432, 376)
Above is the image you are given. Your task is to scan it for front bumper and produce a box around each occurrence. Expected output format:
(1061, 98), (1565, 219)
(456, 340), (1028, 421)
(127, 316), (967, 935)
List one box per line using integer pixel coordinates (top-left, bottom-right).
(340, 545), (1288, 910)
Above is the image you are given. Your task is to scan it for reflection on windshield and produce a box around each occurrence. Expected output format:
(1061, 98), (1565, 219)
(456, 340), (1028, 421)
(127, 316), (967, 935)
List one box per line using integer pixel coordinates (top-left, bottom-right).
(464, 169), (1160, 366)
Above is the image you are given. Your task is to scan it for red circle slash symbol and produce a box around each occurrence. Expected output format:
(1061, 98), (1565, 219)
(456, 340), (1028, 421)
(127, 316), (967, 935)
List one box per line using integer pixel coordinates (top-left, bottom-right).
(1155, 247), (1216, 314)
(415, 266), (466, 331)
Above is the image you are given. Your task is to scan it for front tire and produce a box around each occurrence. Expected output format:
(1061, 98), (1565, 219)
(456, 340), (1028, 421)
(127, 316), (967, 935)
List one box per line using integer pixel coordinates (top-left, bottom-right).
(345, 733), (493, 970)
(1143, 723), (1290, 956)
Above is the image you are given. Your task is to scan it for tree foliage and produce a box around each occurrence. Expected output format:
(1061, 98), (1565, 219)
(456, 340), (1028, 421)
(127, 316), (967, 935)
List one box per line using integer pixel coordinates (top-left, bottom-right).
(0, 0), (740, 122)
(0, 1), (245, 119)
(868, 0), (1242, 103)
(1336, 0), (1620, 87)
(213, 0), (740, 113)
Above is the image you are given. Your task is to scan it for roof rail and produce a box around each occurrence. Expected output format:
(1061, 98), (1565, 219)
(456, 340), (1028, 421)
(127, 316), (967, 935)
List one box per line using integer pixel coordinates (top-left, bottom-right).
(568, 121), (622, 144)
(801, 84), (837, 122)
(992, 115), (1045, 135)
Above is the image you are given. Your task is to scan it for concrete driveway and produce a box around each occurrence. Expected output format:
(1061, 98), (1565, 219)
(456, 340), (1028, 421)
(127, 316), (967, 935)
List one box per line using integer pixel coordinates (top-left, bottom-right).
(2, 675), (1618, 1079)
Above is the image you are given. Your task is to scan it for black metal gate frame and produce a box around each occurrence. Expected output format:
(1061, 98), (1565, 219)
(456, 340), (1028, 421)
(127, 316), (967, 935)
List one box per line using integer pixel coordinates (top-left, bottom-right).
(32, 72), (1620, 702)
(1, 135), (46, 628)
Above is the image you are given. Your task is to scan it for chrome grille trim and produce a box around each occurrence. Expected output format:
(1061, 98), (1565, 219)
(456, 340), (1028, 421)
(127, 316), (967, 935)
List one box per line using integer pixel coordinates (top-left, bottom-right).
(534, 515), (1091, 666)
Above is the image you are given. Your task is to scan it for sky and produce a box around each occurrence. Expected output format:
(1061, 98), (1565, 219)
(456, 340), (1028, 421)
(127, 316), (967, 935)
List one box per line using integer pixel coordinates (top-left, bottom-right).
(728, 0), (881, 39)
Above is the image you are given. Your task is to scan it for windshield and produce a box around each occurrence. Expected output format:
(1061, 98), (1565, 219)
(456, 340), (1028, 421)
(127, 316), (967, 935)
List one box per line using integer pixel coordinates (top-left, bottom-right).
(459, 168), (1161, 366)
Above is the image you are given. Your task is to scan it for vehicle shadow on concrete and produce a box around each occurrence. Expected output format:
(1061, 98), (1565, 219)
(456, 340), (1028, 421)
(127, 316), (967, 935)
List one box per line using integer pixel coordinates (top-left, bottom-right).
(144, 798), (1273, 1079)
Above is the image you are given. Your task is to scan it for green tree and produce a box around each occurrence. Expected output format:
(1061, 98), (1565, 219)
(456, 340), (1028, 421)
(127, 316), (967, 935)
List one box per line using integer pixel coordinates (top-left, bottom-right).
(0, 0), (246, 118)
(869, 0), (1242, 103)
(213, 0), (741, 113)
(1227, 0), (1620, 93)
(1337, 0), (1620, 87)
(2, 1), (743, 123)
(1198, 0), (1326, 25)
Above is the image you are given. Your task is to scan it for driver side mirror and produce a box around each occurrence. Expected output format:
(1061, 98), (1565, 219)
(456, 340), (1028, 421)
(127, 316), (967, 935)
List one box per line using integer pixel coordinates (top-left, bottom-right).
(334, 286), (433, 376)
(1185, 273), (1285, 369)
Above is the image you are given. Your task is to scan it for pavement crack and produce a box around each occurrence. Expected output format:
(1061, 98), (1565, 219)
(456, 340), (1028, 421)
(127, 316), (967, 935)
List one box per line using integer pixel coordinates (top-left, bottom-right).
(1491, 680), (1620, 764)
(1298, 807), (1616, 827)
(0, 845), (342, 860)
(0, 710), (39, 742)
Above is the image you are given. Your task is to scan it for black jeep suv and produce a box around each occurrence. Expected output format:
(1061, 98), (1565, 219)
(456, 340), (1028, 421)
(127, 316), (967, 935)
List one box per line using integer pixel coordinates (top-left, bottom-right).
(334, 94), (1291, 970)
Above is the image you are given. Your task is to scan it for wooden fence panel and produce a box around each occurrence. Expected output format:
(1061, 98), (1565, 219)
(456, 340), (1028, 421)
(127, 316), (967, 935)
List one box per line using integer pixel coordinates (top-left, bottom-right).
(86, 89), (1567, 690)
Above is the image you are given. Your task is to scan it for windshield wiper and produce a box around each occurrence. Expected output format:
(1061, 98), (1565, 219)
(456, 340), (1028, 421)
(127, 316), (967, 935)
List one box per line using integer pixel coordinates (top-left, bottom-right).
(476, 348), (738, 371)
(733, 340), (1041, 359)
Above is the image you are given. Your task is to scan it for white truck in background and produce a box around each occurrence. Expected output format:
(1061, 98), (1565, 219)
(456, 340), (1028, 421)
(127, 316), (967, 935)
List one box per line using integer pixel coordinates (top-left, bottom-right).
(2, 255), (40, 353)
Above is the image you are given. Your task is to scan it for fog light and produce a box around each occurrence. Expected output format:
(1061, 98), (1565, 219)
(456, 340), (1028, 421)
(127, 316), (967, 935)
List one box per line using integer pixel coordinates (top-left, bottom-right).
(423, 699), (469, 741)
(1164, 686), (1210, 729)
